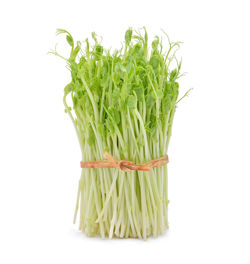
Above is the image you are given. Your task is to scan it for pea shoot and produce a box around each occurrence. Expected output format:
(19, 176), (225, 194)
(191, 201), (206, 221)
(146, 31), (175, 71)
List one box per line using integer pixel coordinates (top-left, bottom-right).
(51, 28), (190, 239)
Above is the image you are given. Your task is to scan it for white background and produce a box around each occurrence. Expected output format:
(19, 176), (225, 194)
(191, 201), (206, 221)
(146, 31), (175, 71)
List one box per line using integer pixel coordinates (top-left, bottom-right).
(0, 0), (250, 263)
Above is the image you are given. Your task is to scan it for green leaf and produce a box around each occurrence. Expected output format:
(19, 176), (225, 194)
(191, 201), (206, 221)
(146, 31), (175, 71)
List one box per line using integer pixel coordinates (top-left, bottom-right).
(87, 135), (95, 145)
(66, 35), (74, 47)
(87, 128), (95, 146)
(112, 88), (120, 103)
(146, 93), (155, 109)
(134, 86), (144, 101)
(150, 56), (160, 69)
(97, 123), (105, 136)
(170, 69), (178, 81)
(114, 110), (120, 124)
(115, 63), (127, 74)
(127, 95), (137, 109)
(125, 29), (132, 45)
(156, 89), (164, 99)
(152, 36), (159, 50)
(105, 119), (115, 134)
(64, 83), (74, 95)
(70, 41), (81, 60)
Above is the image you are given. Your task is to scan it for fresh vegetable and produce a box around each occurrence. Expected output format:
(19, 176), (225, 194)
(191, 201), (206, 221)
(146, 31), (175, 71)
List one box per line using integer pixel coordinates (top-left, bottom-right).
(51, 28), (190, 239)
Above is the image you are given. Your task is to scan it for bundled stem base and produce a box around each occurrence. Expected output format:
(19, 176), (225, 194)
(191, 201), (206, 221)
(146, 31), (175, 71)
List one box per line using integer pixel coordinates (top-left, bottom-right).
(74, 163), (169, 239)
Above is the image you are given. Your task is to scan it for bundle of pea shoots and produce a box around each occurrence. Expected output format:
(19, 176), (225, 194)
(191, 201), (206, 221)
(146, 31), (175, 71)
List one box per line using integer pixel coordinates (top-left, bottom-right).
(51, 28), (190, 239)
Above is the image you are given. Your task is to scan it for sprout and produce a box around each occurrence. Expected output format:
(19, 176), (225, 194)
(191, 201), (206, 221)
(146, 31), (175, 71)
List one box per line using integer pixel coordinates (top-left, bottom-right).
(52, 28), (190, 239)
